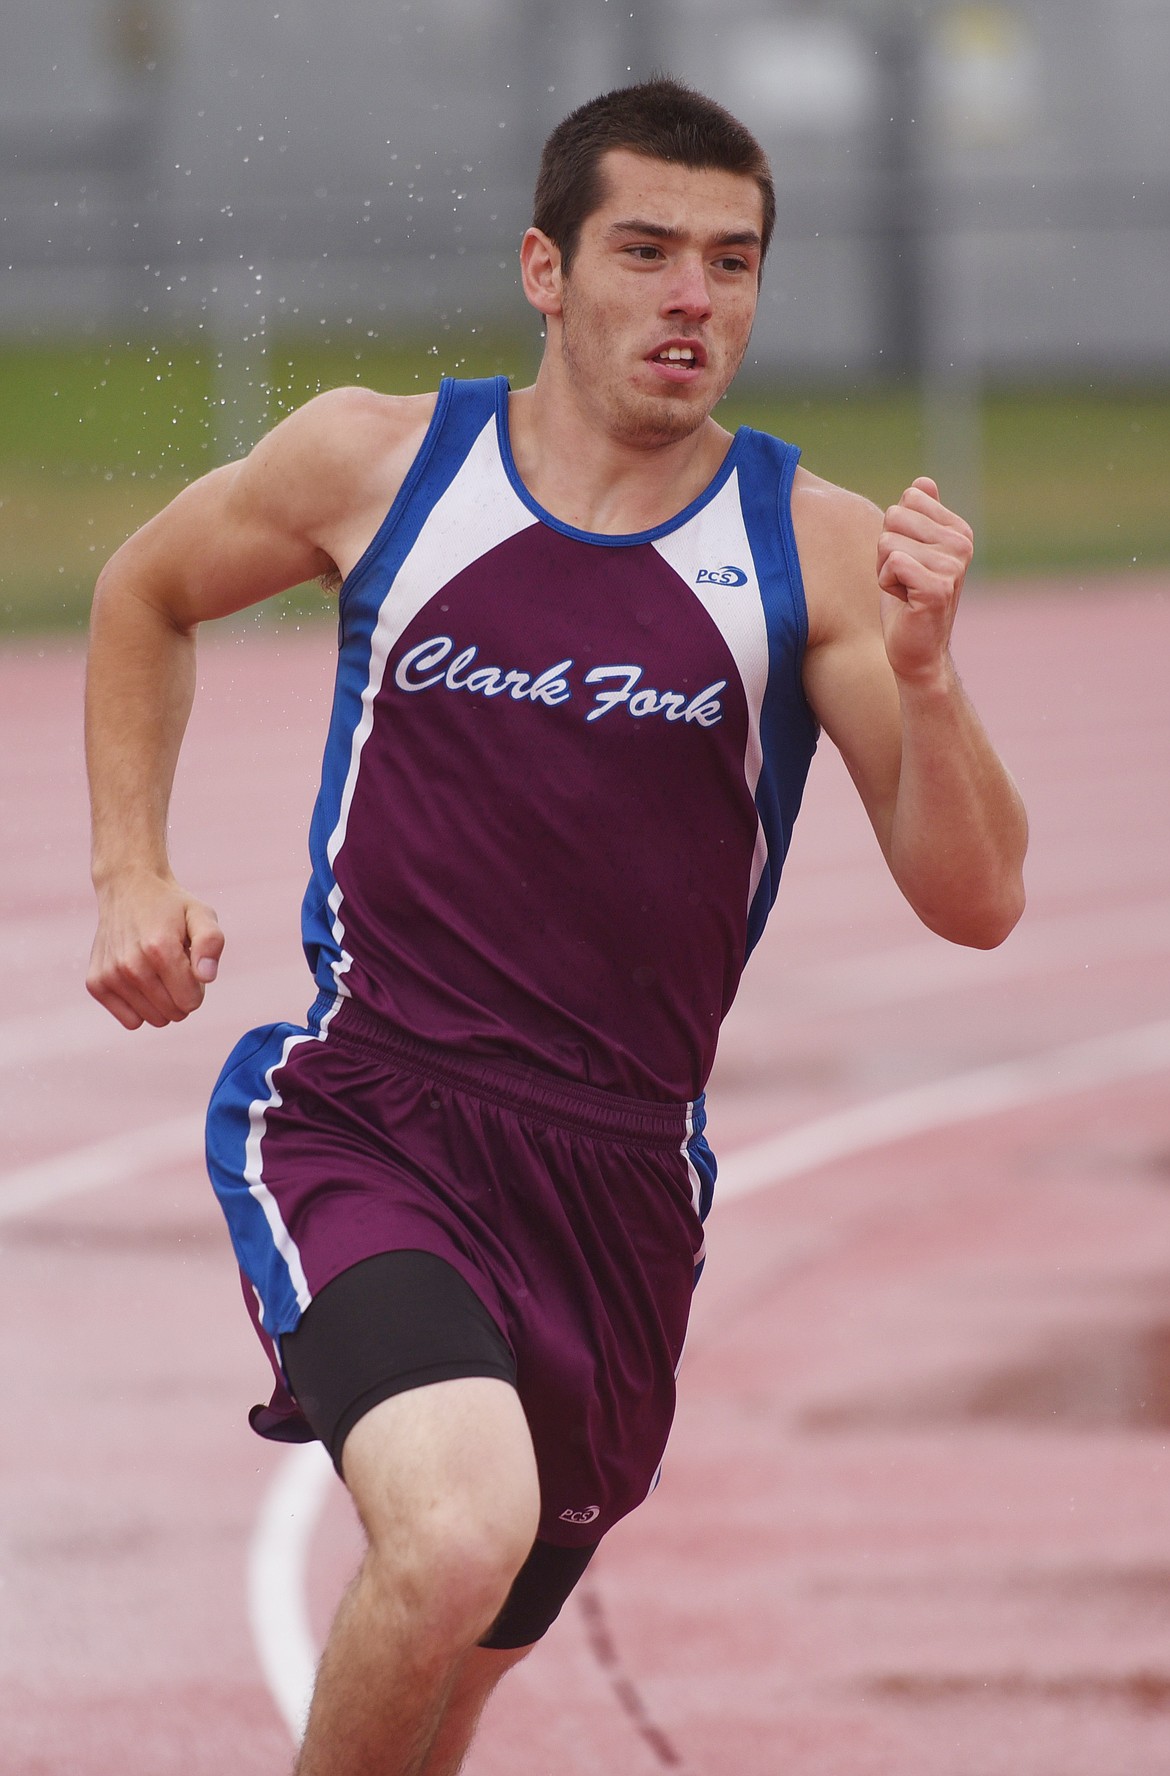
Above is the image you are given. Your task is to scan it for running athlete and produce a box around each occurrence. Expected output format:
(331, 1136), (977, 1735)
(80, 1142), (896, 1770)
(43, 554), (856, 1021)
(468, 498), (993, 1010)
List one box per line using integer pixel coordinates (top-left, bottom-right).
(86, 80), (1027, 1776)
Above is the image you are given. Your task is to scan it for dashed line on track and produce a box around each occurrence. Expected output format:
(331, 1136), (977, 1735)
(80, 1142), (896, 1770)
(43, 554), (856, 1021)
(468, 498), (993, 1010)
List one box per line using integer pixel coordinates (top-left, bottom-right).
(577, 1577), (689, 1770)
(3, 1018), (1167, 1744)
(243, 1015), (1170, 1747)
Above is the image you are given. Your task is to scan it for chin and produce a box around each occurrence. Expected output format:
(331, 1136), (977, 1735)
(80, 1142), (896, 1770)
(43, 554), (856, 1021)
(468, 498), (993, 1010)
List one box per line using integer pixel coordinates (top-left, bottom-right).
(609, 385), (712, 448)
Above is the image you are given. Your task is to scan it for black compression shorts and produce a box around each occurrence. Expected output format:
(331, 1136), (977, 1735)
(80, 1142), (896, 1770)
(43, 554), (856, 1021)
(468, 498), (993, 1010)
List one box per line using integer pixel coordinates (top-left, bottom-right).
(280, 1249), (599, 1648)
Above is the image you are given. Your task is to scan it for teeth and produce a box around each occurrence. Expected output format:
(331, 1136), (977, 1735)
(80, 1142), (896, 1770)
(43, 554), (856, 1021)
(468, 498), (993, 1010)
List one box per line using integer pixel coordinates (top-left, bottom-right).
(660, 347), (696, 362)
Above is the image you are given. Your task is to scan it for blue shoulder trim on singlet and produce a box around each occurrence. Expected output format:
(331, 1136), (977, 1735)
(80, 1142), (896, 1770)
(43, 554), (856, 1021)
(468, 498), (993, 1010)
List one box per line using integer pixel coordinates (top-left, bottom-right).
(339, 377), (500, 620)
(737, 429), (820, 958)
(301, 378), (500, 986)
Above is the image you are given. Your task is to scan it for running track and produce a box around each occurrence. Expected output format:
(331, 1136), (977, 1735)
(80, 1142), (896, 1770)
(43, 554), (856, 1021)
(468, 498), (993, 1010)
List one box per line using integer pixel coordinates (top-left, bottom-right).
(2, 578), (1169, 1774)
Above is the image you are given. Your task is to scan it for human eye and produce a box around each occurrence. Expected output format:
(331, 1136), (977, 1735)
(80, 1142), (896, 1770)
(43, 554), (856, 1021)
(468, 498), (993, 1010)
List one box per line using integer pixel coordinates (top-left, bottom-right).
(714, 253), (751, 274)
(624, 243), (665, 262)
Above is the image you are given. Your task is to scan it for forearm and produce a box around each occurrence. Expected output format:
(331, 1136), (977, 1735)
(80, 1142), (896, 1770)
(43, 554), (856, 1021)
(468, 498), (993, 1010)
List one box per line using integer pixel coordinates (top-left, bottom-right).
(83, 399), (367, 1027)
(86, 565), (198, 890)
(887, 663), (1027, 948)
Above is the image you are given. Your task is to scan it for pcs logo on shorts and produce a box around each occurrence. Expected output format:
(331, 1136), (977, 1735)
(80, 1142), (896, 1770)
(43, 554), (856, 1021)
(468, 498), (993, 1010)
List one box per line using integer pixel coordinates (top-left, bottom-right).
(696, 564), (749, 588)
(559, 1504), (601, 1525)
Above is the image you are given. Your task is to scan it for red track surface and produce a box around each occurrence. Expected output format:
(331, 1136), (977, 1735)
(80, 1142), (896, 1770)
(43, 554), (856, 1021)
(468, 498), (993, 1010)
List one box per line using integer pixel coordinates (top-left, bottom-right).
(3, 578), (1169, 1773)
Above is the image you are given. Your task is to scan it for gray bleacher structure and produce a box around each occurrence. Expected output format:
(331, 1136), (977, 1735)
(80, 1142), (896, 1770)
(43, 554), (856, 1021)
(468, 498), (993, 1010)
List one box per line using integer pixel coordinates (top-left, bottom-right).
(3, 0), (1167, 382)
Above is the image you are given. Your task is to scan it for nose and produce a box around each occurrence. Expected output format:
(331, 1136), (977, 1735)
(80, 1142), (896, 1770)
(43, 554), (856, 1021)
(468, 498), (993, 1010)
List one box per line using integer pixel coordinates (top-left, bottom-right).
(662, 253), (713, 322)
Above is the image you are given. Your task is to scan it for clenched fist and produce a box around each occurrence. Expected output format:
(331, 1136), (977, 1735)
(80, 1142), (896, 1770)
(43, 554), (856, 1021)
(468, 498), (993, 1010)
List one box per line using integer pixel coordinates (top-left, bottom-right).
(877, 477), (975, 689)
(87, 871), (225, 1030)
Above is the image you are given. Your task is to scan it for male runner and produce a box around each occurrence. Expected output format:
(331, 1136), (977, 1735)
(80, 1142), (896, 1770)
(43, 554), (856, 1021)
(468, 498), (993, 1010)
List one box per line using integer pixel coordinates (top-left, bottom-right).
(86, 79), (1027, 1776)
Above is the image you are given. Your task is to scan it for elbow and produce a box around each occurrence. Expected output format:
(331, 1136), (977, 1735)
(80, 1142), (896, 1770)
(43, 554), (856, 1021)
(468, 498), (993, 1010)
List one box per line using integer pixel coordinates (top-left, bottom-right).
(920, 877), (1027, 950)
(90, 557), (116, 619)
(91, 552), (195, 641)
(965, 886), (1026, 949)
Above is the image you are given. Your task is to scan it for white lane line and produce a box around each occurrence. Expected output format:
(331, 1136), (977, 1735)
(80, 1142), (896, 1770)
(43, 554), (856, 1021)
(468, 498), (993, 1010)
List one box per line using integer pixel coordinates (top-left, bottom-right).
(8, 898), (1168, 1074)
(246, 1014), (1170, 1742)
(0, 876), (307, 968)
(5, 1020), (1168, 1231)
(0, 963), (308, 1073)
(780, 897), (1170, 1014)
(247, 1440), (335, 1744)
(715, 1016), (1170, 1200)
(0, 1114), (205, 1222)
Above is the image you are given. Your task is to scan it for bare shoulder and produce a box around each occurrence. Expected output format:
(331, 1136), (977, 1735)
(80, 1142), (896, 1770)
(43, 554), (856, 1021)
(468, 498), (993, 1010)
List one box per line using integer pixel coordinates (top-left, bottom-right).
(279, 384), (437, 456)
(97, 386), (443, 626)
(238, 386), (438, 567)
(790, 465), (883, 646)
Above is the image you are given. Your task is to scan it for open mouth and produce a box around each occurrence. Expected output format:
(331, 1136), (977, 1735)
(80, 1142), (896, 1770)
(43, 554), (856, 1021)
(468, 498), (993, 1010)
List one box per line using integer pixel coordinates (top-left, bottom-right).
(647, 342), (707, 379)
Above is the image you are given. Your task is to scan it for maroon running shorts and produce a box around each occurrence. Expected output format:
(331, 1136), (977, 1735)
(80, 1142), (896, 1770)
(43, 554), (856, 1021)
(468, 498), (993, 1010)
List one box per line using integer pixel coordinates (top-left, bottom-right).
(206, 994), (711, 1547)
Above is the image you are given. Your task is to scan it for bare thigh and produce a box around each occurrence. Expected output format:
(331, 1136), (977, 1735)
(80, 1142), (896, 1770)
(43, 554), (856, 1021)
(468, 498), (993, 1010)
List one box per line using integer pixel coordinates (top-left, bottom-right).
(341, 1377), (541, 1581)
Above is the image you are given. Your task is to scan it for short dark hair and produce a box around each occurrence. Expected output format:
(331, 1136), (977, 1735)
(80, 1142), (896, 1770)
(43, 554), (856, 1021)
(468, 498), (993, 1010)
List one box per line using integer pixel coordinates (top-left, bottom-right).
(534, 77), (775, 274)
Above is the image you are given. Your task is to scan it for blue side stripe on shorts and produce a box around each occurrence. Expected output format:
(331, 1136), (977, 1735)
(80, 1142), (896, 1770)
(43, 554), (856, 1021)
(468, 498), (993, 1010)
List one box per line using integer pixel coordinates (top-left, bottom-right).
(686, 1092), (718, 1224)
(205, 1016), (320, 1331)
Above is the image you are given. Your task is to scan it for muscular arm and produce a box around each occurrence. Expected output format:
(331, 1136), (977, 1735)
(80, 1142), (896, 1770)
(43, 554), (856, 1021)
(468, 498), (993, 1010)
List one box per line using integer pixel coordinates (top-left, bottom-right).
(796, 471), (1027, 948)
(86, 386), (435, 1027)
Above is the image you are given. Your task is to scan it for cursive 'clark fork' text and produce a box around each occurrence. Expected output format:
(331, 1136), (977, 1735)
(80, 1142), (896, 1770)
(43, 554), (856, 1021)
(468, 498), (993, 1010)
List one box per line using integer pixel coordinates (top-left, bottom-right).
(393, 635), (726, 726)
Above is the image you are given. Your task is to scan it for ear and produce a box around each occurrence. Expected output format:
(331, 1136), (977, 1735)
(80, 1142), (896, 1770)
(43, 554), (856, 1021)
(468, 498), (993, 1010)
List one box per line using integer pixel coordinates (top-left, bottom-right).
(520, 226), (564, 318)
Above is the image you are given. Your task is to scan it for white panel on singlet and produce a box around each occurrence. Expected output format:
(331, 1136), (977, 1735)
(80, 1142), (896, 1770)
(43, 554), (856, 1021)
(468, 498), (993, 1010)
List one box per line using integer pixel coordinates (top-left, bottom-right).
(323, 414), (534, 988)
(651, 471), (771, 909)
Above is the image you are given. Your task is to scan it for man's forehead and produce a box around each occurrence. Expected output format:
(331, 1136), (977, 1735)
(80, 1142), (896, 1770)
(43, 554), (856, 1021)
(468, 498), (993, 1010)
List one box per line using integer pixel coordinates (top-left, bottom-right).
(590, 147), (764, 233)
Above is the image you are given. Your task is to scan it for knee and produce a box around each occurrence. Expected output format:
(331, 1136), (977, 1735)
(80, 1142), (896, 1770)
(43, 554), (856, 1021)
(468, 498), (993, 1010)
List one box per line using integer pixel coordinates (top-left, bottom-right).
(342, 1378), (541, 1654)
(367, 1496), (538, 1654)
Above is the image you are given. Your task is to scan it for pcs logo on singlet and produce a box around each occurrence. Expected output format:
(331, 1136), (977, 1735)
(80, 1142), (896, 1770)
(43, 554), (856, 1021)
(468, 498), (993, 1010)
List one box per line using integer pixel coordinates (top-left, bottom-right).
(696, 564), (749, 588)
(559, 1504), (601, 1525)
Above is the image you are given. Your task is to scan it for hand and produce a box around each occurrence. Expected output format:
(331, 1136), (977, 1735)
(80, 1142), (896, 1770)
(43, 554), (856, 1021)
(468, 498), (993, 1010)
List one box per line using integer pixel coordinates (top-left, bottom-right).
(876, 477), (974, 688)
(87, 871), (225, 1030)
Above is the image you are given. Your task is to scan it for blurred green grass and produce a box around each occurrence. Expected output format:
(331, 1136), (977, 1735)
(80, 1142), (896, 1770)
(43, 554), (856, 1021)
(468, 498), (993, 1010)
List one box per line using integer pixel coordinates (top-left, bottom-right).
(3, 335), (1168, 634)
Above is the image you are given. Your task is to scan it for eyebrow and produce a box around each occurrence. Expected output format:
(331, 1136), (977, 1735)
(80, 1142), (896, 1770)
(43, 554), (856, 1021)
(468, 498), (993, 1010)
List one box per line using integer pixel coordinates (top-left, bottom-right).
(606, 217), (762, 251)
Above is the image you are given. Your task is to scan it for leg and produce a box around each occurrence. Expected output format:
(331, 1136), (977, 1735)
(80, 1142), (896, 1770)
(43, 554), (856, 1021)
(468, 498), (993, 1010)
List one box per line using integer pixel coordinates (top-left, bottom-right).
(416, 1537), (601, 1774)
(418, 1643), (533, 1776)
(295, 1376), (540, 1776)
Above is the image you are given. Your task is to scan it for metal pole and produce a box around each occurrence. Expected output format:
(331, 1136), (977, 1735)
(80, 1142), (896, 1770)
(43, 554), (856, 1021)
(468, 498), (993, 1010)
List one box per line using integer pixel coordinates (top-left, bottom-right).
(865, 1), (983, 532)
(869, 7), (928, 381)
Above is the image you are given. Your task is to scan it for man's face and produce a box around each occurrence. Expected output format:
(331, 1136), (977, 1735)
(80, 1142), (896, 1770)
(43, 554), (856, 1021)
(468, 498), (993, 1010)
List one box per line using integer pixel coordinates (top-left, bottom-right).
(554, 148), (764, 448)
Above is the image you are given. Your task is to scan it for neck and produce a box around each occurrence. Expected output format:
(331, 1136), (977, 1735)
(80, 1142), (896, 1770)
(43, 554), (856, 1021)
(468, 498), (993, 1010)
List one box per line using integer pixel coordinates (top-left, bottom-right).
(507, 358), (734, 536)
